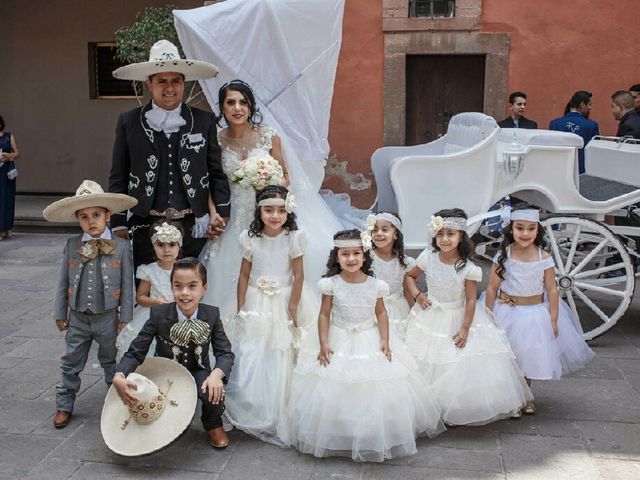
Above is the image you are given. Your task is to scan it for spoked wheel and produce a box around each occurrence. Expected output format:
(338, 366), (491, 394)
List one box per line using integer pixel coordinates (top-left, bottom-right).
(541, 216), (636, 340)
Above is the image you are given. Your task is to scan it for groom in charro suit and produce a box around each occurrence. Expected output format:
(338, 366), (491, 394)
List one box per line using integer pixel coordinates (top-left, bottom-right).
(108, 40), (231, 270)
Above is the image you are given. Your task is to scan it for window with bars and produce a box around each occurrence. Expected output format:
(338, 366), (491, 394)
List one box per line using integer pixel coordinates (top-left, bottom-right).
(409, 0), (455, 18)
(88, 42), (137, 99)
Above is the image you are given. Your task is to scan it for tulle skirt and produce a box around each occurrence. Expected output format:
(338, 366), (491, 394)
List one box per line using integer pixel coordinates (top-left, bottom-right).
(223, 283), (319, 445)
(488, 297), (595, 380)
(284, 320), (445, 462)
(404, 300), (532, 425)
(115, 306), (156, 362)
(385, 292), (412, 341)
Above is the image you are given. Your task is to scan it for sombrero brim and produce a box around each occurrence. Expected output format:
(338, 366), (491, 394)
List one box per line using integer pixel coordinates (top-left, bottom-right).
(43, 193), (138, 223)
(101, 357), (198, 457)
(113, 59), (219, 82)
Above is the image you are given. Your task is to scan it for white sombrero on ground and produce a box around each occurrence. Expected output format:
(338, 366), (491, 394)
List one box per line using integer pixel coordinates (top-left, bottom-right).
(101, 357), (198, 457)
(113, 39), (219, 82)
(42, 180), (138, 223)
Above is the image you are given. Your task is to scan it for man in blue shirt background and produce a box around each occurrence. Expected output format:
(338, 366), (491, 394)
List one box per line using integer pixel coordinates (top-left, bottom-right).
(549, 91), (600, 174)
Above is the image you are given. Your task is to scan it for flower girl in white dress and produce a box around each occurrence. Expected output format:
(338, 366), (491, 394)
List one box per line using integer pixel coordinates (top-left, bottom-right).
(285, 229), (444, 462)
(116, 221), (181, 361)
(404, 209), (532, 425)
(483, 204), (595, 414)
(224, 185), (318, 445)
(368, 212), (416, 340)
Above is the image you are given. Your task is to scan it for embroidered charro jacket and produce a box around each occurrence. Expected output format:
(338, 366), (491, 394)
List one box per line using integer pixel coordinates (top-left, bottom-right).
(117, 303), (234, 380)
(54, 234), (134, 323)
(108, 102), (231, 229)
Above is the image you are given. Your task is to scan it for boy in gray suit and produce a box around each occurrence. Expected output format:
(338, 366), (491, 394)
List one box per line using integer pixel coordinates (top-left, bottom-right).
(43, 180), (137, 428)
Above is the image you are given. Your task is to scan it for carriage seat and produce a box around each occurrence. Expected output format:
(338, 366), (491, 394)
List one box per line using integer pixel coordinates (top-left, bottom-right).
(442, 112), (499, 154)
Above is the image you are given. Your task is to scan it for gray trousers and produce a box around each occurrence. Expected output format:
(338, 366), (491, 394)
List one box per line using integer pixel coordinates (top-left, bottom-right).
(56, 309), (118, 412)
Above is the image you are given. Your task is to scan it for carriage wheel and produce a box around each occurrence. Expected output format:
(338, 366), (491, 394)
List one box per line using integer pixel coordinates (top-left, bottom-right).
(541, 216), (635, 340)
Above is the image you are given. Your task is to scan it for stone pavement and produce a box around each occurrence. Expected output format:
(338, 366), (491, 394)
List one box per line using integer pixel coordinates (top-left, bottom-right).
(1, 232), (640, 479)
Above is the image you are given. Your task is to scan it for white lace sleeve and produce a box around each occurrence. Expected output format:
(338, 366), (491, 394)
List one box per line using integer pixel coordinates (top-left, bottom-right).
(376, 279), (390, 298)
(541, 256), (555, 270)
(239, 230), (252, 261)
(464, 262), (483, 282)
(318, 277), (334, 296)
(289, 230), (307, 259)
(136, 263), (151, 281)
(415, 249), (431, 272)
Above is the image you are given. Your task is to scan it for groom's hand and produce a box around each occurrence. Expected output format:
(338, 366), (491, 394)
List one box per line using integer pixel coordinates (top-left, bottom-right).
(206, 213), (227, 240)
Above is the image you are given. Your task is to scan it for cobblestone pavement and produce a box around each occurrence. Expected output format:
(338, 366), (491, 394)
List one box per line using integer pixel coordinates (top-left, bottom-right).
(1, 232), (640, 479)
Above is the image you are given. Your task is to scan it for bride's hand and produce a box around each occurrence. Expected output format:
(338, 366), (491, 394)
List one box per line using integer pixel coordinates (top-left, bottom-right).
(207, 213), (226, 239)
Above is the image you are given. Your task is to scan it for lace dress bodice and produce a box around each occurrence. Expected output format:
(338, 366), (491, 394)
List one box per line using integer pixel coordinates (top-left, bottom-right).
(318, 275), (389, 330)
(416, 250), (482, 304)
(219, 125), (277, 230)
(495, 249), (555, 296)
(371, 253), (416, 297)
(136, 262), (173, 301)
(240, 229), (306, 288)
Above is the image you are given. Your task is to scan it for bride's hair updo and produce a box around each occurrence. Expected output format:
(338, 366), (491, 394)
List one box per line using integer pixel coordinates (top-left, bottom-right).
(217, 79), (263, 127)
(249, 185), (298, 237)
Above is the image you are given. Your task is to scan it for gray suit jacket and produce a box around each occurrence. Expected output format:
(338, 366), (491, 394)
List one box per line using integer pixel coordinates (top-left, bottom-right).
(54, 234), (134, 323)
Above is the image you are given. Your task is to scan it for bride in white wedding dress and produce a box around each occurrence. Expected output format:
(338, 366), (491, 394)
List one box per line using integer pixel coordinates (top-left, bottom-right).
(202, 80), (340, 316)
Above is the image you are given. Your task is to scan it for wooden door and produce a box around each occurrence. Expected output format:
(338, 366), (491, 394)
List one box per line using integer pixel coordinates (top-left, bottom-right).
(405, 55), (485, 145)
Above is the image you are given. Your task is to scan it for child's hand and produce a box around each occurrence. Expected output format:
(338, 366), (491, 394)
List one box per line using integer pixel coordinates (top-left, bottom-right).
(416, 292), (431, 310)
(380, 340), (392, 362)
(453, 327), (469, 349)
(288, 302), (299, 328)
(117, 322), (127, 333)
(317, 343), (334, 366)
(113, 373), (138, 409)
(551, 322), (559, 338)
(202, 369), (225, 404)
(55, 319), (69, 332)
(155, 298), (170, 305)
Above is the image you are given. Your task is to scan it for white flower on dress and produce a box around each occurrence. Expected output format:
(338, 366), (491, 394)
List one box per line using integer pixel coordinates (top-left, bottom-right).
(256, 276), (280, 296)
(285, 193), (296, 213)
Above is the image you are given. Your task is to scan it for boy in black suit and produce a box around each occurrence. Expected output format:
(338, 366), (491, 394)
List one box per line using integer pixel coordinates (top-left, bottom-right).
(113, 257), (234, 448)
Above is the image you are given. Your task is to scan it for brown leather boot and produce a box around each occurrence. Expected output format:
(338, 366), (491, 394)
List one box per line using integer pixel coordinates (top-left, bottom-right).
(207, 426), (229, 448)
(53, 410), (72, 429)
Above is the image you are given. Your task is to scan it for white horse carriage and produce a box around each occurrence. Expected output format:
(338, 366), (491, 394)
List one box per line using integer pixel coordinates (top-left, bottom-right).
(372, 112), (640, 340)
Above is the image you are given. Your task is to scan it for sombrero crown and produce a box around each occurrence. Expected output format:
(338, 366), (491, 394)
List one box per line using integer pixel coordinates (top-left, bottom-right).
(112, 40), (219, 82)
(42, 180), (137, 223)
(101, 357), (197, 457)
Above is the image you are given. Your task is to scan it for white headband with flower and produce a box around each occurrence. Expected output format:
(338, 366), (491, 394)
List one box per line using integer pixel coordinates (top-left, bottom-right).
(151, 222), (183, 246)
(429, 215), (467, 236)
(257, 192), (296, 213)
(374, 212), (402, 230)
(499, 206), (540, 229)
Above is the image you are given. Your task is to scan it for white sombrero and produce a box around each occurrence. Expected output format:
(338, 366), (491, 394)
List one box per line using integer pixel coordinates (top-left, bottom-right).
(113, 39), (219, 82)
(43, 180), (138, 223)
(101, 357), (198, 457)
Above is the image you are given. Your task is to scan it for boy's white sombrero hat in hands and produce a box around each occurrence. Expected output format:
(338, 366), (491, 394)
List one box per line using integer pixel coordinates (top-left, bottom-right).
(43, 180), (137, 223)
(101, 357), (198, 457)
(113, 39), (219, 82)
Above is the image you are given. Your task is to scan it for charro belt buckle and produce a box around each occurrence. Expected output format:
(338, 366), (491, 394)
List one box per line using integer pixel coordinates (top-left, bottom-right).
(165, 208), (181, 220)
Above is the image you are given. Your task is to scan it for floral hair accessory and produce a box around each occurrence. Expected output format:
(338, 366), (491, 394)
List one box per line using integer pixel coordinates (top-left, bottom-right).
(374, 212), (402, 230)
(334, 238), (364, 249)
(509, 208), (540, 223)
(428, 215), (467, 236)
(257, 192), (295, 213)
(284, 193), (296, 213)
(359, 215), (377, 251)
(151, 222), (183, 246)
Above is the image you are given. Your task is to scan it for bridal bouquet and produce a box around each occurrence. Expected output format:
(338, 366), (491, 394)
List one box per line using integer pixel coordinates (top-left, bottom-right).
(232, 153), (284, 190)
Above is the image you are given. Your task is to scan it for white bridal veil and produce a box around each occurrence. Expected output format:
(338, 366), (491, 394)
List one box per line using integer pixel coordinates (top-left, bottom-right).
(174, 0), (347, 283)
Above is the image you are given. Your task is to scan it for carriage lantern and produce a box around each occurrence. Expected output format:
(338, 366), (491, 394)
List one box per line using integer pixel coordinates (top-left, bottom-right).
(502, 135), (527, 180)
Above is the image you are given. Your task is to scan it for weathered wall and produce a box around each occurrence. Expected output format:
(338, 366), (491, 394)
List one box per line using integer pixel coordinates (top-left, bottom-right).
(483, 0), (639, 135)
(325, 0), (384, 209)
(0, 0), (202, 193)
